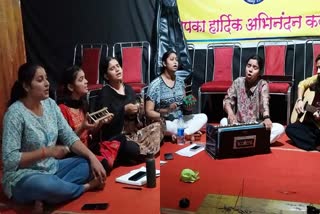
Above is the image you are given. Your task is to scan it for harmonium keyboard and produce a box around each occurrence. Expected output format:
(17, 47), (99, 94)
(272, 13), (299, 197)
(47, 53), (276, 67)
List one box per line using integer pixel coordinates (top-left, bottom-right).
(206, 122), (270, 159)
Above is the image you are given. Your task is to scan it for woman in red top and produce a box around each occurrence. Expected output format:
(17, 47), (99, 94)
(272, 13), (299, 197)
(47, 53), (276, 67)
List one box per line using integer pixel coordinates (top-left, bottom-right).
(59, 65), (122, 175)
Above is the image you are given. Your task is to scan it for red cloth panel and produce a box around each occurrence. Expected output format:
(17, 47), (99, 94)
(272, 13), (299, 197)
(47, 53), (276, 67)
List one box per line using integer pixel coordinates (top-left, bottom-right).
(122, 47), (143, 83)
(264, 45), (286, 76)
(82, 48), (101, 84)
(212, 47), (233, 81)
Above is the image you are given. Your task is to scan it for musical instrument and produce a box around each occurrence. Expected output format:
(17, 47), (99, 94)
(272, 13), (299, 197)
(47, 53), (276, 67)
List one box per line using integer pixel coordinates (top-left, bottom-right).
(88, 107), (112, 123)
(182, 95), (197, 106)
(290, 88), (318, 124)
(206, 123), (270, 159)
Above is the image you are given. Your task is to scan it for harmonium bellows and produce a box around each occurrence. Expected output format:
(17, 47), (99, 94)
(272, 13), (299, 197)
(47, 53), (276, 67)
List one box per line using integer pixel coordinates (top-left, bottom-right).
(206, 123), (271, 159)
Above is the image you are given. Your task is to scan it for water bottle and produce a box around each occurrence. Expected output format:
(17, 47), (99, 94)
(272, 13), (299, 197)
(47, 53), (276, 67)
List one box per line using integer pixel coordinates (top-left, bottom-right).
(146, 152), (156, 188)
(177, 113), (185, 145)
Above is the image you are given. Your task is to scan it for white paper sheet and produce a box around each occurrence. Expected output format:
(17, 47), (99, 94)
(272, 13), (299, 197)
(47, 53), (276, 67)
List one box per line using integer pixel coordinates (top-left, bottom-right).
(175, 143), (205, 157)
(115, 166), (160, 186)
(160, 160), (167, 166)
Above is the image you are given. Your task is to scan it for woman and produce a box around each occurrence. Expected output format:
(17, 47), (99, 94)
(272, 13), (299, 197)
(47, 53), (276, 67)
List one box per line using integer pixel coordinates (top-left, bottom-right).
(2, 63), (106, 213)
(221, 55), (284, 143)
(59, 65), (122, 174)
(145, 50), (208, 139)
(97, 57), (162, 158)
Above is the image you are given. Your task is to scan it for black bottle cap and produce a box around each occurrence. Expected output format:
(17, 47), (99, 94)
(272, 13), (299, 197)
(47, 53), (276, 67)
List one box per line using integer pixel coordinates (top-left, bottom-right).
(147, 152), (154, 158)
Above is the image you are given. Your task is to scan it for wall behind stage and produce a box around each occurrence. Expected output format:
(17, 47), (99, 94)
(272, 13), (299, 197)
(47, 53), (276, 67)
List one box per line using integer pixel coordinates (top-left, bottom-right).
(20, 0), (317, 123)
(21, 0), (157, 89)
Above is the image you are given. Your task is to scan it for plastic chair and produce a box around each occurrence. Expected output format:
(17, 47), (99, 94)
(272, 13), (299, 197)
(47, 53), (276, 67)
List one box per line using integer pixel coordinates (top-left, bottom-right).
(304, 39), (320, 78)
(184, 43), (195, 95)
(112, 41), (151, 95)
(73, 43), (108, 102)
(198, 42), (242, 113)
(256, 40), (295, 124)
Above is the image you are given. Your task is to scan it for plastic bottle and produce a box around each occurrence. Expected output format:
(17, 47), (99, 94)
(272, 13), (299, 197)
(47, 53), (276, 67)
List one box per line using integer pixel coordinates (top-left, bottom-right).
(177, 112), (185, 145)
(146, 152), (156, 188)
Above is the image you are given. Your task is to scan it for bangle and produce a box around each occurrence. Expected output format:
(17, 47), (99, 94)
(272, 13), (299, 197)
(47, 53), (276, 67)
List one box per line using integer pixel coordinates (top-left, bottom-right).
(41, 147), (46, 159)
(296, 98), (302, 103)
(263, 115), (270, 120)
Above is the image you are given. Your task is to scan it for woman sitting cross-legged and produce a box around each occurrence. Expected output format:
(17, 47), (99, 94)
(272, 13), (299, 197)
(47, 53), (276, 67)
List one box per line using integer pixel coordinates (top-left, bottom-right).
(96, 57), (163, 160)
(145, 50), (208, 141)
(58, 65), (128, 175)
(220, 55), (284, 144)
(2, 63), (106, 214)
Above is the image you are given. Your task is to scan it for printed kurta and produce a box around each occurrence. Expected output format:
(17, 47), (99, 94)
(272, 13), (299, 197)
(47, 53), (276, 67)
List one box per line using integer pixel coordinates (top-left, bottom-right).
(223, 77), (270, 123)
(2, 98), (79, 198)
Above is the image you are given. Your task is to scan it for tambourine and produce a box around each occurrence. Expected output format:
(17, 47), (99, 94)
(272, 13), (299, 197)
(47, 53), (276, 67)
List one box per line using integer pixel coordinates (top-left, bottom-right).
(88, 107), (111, 123)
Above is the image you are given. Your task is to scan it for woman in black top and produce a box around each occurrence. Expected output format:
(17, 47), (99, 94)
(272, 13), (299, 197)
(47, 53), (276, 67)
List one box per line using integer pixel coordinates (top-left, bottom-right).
(97, 57), (163, 158)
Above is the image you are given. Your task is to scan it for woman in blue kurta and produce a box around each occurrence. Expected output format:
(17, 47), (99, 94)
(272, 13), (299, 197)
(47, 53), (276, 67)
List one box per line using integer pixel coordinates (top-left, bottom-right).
(145, 50), (207, 138)
(2, 63), (106, 213)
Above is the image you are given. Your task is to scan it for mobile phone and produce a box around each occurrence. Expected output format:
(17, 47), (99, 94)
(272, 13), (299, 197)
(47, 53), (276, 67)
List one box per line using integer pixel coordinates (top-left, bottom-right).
(164, 153), (174, 160)
(190, 145), (202, 151)
(81, 203), (109, 210)
(128, 171), (146, 181)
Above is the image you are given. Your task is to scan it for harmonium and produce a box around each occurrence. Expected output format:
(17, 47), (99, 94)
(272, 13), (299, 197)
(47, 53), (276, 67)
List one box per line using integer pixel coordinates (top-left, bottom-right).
(206, 122), (271, 159)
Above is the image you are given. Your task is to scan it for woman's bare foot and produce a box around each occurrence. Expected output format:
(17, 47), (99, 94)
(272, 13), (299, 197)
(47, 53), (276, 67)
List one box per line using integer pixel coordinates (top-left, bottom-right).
(32, 200), (44, 214)
(171, 134), (177, 143)
(83, 177), (105, 192)
(185, 131), (202, 142)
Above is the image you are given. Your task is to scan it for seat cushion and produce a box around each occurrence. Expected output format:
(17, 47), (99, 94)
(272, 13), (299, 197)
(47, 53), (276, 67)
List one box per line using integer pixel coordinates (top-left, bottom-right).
(88, 84), (103, 91)
(127, 82), (146, 94)
(268, 82), (290, 93)
(200, 81), (232, 92)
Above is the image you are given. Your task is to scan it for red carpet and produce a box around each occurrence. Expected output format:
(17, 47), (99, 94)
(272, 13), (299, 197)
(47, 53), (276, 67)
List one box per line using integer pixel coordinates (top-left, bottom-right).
(0, 157), (160, 214)
(160, 133), (320, 212)
(1, 130), (319, 213)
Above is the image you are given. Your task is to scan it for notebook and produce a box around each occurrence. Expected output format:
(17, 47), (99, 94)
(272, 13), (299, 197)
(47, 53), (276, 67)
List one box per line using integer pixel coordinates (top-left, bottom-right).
(115, 166), (160, 186)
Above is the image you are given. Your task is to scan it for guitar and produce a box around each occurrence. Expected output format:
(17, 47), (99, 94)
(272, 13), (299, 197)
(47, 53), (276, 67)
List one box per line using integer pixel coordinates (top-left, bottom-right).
(290, 88), (319, 124)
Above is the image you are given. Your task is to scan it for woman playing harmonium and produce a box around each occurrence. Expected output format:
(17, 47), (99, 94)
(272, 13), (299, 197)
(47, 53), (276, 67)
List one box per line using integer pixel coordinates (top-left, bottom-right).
(145, 50), (208, 141)
(220, 55), (284, 143)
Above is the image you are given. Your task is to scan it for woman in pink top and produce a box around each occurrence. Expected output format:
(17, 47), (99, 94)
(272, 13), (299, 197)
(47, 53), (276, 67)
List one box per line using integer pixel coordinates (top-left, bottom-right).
(221, 55), (284, 143)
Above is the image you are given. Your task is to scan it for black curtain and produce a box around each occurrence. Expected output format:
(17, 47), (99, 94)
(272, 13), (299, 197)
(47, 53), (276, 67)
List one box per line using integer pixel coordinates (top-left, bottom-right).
(21, 0), (157, 89)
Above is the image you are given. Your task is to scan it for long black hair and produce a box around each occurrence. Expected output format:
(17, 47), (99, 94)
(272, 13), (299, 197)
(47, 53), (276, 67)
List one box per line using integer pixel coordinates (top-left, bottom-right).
(100, 56), (121, 83)
(62, 65), (88, 113)
(8, 63), (42, 106)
